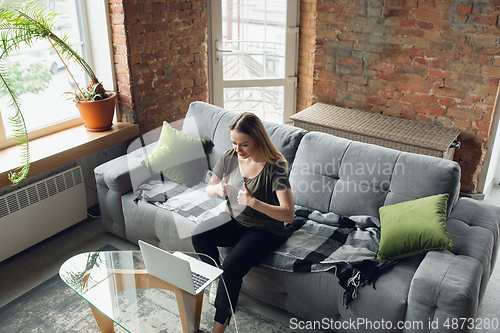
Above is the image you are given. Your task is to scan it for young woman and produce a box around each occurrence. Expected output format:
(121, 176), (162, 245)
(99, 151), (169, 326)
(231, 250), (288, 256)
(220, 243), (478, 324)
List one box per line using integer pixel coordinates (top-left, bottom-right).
(191, 112), (295, 333)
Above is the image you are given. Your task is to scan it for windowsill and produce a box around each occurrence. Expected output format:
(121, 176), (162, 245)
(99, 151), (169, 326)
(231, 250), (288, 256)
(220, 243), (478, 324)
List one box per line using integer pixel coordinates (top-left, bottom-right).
(0, 122), (139, 188)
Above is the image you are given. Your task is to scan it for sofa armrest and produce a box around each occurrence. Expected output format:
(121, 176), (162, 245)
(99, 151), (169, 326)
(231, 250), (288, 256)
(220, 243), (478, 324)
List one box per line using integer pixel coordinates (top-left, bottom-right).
(404, 198), (500, 333)
(448, 198), (500, 272)
(405, 250), (482, 333)
(94, 142), (157, 238)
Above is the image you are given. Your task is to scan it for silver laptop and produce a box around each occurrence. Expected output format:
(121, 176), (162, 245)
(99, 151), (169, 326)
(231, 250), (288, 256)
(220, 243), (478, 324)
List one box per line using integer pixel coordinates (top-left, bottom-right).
(138, 240), (223, 295)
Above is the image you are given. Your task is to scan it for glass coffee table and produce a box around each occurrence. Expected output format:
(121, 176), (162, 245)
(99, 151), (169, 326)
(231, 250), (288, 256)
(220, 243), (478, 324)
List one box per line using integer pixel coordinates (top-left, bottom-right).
(59, 251), (203, 333)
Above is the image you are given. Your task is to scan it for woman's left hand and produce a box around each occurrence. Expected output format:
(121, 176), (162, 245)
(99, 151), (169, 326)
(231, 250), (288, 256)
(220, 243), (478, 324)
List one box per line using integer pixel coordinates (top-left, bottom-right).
(238, 182), (255, 207)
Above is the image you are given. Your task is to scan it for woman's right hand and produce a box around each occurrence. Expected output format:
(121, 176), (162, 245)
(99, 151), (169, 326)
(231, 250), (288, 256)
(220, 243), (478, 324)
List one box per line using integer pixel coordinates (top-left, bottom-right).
(217, 173), (232, 198)
(207, 173), (233, 198)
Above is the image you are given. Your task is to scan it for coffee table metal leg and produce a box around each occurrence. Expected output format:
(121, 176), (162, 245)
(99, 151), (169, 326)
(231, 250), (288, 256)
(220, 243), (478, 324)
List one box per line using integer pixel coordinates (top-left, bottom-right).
(89, 303), (114, 333)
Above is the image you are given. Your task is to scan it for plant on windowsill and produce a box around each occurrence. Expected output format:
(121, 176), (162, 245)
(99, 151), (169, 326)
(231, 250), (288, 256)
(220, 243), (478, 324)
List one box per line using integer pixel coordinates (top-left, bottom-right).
(0, 0), (116, 185)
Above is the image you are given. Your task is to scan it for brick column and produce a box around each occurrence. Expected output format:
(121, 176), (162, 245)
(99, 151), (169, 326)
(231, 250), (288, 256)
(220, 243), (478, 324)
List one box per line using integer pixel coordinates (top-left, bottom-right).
(108, 0), (209, 135)
(297, 0), (317, 112)
(109, 0), (136, 124)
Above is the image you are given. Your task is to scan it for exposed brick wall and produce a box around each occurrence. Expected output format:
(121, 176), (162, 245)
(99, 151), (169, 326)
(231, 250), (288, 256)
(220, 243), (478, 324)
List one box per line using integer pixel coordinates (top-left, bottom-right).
(109, 0), (209, 135)
(108, 0), (499, 193)
(109, 0), (136, 125)
(301, 0), (500, 193)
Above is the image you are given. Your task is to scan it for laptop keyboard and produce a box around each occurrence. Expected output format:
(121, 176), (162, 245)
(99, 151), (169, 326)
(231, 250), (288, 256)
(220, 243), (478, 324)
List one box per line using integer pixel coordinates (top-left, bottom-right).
(192, 272), (210, 290)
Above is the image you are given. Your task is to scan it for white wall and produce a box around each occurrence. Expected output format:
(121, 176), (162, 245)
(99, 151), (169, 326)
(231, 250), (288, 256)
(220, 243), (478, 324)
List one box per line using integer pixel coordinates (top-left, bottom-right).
(83, 0), (116, 92)
(477, 85), (500, 195)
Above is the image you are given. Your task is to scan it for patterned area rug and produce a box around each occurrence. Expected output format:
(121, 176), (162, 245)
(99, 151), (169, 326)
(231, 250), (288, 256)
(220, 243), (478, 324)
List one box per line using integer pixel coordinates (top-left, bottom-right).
(0, 246), (297, 333)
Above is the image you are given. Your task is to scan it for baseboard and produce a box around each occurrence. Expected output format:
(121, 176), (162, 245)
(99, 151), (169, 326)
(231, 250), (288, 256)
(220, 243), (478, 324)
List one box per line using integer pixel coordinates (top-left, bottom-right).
(460, 178), (496, 201)
(460, 192), (485, 200)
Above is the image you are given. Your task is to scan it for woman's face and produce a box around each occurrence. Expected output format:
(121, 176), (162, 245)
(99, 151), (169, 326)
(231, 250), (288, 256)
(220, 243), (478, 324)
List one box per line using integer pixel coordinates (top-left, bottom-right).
(230, 130), (259, 160)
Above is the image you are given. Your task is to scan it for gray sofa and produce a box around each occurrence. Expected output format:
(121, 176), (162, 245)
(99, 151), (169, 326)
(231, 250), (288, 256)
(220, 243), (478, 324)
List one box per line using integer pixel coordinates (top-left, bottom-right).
(95, 101), (500, 332)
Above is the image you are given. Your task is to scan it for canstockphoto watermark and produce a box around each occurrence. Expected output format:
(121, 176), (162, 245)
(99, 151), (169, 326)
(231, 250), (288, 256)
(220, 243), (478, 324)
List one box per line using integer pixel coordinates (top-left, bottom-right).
(286, 159), (405, 194)
(290, 317), (425, 331)
(1, 0), (56, 11)
(289, 317), (499, 331)
(293, 158), (404, 179)
(292, 176), (393, 195)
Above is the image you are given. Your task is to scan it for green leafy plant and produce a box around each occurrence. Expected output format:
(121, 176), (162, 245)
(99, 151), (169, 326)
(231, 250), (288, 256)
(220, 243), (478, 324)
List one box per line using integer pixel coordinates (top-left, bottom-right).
(0, 0), (107, 184)
(64, 82), (105, 104)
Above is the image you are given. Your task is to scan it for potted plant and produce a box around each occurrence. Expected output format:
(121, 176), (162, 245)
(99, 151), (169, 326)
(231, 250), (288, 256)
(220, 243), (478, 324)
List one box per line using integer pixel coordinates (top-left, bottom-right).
(0, 0), (116, 184)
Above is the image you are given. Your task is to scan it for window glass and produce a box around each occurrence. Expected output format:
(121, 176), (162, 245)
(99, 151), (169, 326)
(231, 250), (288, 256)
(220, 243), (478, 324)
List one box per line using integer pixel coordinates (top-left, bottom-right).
(224, 86), (284, 123)
(221, 0), (286, 81)
(0, 0), (87, 140)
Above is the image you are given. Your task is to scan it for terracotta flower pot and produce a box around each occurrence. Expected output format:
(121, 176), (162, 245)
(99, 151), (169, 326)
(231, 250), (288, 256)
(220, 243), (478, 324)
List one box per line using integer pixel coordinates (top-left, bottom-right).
(77, 92), (117, 132)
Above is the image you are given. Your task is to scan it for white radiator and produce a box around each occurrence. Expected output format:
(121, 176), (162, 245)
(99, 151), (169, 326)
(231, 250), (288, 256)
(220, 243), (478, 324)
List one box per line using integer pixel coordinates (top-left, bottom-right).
(0, 166), (87, 262)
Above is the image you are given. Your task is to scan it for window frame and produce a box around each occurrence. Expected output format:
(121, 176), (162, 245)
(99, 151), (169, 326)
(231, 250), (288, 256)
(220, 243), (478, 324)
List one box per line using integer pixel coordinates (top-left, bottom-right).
(0, 0), (116, 151)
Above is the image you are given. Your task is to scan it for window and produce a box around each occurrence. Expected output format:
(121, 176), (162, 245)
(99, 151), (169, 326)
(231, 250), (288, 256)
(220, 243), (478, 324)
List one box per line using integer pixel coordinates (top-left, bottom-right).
(210, 0), (299, 124)
(0, 0), (92, 150)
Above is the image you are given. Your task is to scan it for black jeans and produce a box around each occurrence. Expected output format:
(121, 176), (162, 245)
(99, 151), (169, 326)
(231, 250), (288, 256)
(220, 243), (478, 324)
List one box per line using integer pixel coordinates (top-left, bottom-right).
(191, 212), (285, 325)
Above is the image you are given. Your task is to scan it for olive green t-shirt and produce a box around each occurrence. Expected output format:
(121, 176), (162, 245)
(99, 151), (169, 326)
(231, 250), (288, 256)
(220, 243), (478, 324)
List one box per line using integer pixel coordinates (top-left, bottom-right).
(212, 148), (291, 236)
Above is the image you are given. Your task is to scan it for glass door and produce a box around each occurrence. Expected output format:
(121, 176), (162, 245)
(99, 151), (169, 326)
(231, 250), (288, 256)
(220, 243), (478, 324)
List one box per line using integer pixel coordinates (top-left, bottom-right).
(210, 0), (299, 124)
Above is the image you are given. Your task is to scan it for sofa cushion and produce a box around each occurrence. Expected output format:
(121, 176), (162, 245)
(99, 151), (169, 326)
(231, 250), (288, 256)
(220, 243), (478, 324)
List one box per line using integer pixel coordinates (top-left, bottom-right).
(377, 193), (453, 260)
(383, 152), (461, 216)
(182, 101), (227, 141)
(210, 110), (240, 166)
(330, 140), (400, 218)
(291, 132), (461, 219)
(262, 121), (307, 166)
(290, 132), (351, 213)
(141, 121), (210, 187)
(290, 132), (400, 216)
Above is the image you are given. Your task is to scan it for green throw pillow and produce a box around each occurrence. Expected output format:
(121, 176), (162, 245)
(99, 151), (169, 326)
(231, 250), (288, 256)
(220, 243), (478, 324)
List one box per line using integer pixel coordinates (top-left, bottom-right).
(141, 121), (212, 187)
(377, 193), (453, 260)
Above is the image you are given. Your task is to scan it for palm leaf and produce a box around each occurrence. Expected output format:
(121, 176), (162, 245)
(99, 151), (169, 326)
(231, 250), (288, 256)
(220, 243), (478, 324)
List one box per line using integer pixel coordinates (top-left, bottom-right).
(0, 60), (30, 184)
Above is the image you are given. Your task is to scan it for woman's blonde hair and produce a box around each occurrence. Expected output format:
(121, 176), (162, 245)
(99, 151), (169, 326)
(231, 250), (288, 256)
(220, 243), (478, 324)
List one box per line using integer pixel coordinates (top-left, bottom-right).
(229, 112), (288, 171)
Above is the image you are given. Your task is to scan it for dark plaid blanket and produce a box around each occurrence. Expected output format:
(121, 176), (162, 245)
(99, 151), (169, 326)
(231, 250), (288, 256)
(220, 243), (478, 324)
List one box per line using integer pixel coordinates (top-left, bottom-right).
(261, 206), (395, 307)
(135, 182), (394, 307)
